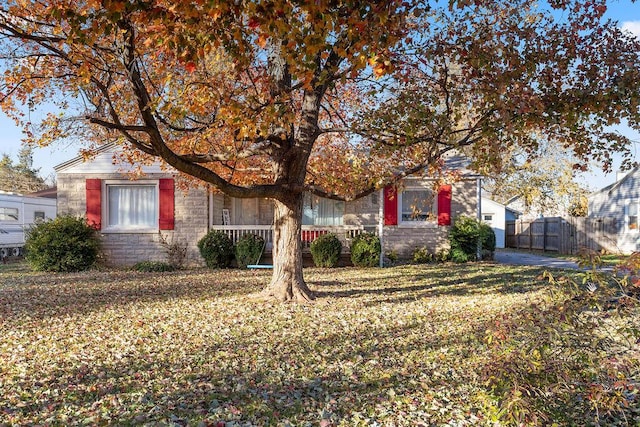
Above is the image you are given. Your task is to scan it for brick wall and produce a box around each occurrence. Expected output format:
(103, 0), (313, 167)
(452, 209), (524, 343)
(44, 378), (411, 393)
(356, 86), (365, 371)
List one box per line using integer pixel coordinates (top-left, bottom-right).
(57, 173), (209, 267)
(381, 179), (478, 258)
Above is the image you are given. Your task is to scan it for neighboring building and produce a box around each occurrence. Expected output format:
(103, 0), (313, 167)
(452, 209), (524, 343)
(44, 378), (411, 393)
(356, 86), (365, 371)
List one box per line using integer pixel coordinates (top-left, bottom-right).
(588, 167), (640, 253)
(481, 198), (506, 249)
(0, 190), (57, 258)
(55, 143), (482, 266)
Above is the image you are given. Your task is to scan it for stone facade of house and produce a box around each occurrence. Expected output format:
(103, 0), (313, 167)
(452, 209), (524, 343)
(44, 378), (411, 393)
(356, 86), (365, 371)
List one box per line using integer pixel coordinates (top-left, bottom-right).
(57, 173), (208, 267)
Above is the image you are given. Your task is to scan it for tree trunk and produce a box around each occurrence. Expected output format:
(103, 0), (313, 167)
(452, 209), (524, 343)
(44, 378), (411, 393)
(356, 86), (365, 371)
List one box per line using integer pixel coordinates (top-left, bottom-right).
(262, 193), (314, 302)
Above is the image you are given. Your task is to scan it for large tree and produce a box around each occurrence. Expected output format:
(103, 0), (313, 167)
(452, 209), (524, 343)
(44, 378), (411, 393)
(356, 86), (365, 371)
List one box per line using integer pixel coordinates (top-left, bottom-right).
(481, 139), (591, 217)
(1, 0), (639, 301)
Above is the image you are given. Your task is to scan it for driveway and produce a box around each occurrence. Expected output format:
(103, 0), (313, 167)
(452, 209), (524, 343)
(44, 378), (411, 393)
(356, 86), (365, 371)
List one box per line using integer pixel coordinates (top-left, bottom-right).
(493, 250), (581, 270)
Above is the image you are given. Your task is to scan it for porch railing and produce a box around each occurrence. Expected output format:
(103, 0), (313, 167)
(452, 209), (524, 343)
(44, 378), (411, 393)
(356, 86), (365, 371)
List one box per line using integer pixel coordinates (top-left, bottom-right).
(209, 225), (376, 251)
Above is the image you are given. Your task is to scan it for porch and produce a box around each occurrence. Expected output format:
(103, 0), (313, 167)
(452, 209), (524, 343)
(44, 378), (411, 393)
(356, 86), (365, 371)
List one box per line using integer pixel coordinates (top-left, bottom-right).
(209, 225), (377, 253)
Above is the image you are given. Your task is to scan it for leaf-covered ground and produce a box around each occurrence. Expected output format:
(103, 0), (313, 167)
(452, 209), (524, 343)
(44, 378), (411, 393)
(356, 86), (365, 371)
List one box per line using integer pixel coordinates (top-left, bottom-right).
(1, 263), (638, 426)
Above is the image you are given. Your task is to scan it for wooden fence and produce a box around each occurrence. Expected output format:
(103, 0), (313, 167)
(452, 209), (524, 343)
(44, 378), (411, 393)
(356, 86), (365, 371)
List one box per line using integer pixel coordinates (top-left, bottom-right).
(505, 217), (619, 255)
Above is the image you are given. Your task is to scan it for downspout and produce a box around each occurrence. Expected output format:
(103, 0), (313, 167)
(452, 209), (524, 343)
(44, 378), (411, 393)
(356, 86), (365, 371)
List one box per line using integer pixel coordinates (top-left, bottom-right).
(208, 185), (213, 230)
(476, 177), (483, 260)
(379, 188), (384, 267)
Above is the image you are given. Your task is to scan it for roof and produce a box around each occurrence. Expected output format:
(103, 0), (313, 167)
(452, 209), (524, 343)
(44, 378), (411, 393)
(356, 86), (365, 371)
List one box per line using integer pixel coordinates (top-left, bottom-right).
(587, 166), (638, 199)
(27, 187), (57, 199)
(55, 143), (483, 180)
(53, 141), (118, 172)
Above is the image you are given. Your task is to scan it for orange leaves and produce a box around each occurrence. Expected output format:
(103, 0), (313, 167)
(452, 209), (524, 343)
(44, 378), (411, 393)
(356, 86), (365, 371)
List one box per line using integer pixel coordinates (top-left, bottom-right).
(368, 55), (395, 78)
(184, 61), (197, 73)
(256, 33), (268, 49)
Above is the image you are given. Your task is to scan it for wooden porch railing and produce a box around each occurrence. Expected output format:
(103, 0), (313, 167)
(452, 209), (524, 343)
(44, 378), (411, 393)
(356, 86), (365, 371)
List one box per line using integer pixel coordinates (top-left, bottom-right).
(209, 225), (374, 251)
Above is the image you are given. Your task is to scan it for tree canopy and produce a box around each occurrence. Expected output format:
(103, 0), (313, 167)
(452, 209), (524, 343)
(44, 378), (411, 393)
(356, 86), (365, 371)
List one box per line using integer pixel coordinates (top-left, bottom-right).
(482, 140), (591, 218)
(1, 0), (639, 301)
(0, 147), (49, 193)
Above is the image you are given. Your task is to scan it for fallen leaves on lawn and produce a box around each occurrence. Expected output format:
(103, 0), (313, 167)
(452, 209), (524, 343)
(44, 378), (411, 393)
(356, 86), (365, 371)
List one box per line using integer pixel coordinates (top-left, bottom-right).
(0, 264), (637, 426)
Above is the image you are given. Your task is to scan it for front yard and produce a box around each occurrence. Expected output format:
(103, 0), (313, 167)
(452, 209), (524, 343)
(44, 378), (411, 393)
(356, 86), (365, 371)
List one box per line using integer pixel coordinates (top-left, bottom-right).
(1, 263), (638, 426)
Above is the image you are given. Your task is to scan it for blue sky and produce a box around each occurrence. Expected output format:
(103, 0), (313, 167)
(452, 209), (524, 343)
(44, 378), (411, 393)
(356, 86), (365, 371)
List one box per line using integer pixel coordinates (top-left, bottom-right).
(0, 1), (639, 189)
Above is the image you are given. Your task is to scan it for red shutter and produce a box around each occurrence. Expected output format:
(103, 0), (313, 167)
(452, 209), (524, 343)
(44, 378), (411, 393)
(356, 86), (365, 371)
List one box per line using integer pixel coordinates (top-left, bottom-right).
(437, 185), (452, 226)
(159, 178), (175, 230)
(86, 179), (102, 230)
(383, 186), (398, 226)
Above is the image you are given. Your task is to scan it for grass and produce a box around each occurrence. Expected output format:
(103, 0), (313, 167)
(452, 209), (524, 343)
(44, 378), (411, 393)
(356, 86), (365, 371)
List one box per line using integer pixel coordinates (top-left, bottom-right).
(1, 262), (638, 426)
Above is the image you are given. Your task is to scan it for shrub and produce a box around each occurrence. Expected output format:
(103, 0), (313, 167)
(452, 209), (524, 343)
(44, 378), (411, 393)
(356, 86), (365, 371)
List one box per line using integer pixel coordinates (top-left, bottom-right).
(385, 250), (399, 266)
(449, 216), (496, 261)
(235, 233), (265, 269)
(132, 261), (175, 272)
(310, 233), (342, 267)
(350, 233), (381, 267)
(158, 232), (188, 269)
(435, 248), (450, 263)
(412, 246), (434, 264)
(24, 215), (100, 272)
(450, 247), (470, 263)
(197, 230), (234, 268)
(479, 223), (496, 258)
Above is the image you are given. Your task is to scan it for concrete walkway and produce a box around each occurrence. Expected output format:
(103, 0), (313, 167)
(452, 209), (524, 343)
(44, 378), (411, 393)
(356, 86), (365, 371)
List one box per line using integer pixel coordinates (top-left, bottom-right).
(493, 250), (581, 270)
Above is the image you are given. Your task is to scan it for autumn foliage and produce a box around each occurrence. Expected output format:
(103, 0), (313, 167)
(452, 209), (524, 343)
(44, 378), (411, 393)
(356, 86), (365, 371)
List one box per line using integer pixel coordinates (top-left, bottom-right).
(1, 263), (638, 424)
(1, 0), (639, 300)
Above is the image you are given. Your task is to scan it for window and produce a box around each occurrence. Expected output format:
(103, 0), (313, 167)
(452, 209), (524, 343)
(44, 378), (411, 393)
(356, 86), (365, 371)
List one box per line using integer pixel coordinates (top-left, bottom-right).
(34, 211), (45, 221)
(629, 202), (638, 230)
(233, 198), (259, 225)
(399, 188), (436, 223)
(303, 194), (344, 226)
(105, 182), (158, 230)
(483, 214), (493, 222)
(0, 207), (19, 221)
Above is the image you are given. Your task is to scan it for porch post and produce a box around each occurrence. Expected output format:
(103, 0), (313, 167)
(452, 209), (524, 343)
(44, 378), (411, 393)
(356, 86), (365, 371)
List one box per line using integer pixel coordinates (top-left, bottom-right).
(477, 177), (482, 260)
(379, 188), (384, 267)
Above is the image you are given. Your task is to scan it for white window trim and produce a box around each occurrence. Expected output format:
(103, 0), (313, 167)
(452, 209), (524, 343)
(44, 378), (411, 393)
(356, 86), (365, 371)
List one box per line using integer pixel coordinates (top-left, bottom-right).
(482, 213), (494, 222)
(625, 199), (639, 233)
(102, 180), (159, 234)
(397, 187), (438, 228)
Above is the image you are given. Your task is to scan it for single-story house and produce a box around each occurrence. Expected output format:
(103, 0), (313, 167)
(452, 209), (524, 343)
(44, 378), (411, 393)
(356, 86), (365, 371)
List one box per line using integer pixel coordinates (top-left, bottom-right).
(54, 143), (483, 266)
(588, 167), (640, 253)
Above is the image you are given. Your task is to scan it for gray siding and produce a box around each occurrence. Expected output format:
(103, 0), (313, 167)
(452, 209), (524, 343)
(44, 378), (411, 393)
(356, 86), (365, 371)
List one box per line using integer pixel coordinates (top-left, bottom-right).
(588, 168), (640, 253)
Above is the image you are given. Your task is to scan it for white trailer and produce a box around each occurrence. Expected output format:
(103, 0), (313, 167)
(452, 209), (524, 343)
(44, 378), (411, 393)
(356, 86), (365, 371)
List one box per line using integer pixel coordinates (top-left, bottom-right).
(0, 191), (57, 259)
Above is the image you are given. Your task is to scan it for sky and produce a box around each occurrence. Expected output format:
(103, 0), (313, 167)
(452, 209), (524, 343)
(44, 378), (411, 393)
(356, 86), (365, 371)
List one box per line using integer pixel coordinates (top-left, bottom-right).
(0, 1), (639, 190)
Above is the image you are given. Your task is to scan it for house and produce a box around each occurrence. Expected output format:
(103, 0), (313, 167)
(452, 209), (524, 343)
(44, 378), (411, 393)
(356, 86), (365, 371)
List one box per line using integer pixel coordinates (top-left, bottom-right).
(588, 167), (640, 253)
(55, 143), (482, 266)
(480, 197), (522, 249)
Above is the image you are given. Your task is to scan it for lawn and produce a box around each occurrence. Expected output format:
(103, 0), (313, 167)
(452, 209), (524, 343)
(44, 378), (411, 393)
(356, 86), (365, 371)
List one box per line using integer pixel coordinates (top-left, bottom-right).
(1, 263), (638, 426)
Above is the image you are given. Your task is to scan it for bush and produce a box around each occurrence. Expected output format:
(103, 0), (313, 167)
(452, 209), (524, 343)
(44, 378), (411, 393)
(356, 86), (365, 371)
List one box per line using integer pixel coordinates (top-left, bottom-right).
(350, 233), (381, 267)
(132, 261), (175, 272)
(158, 232), (188, 269)
(310, 233), (342, 267)
(449, 216), (496, 261)
(435, 248), (450, 263)
(197, 230), (234, 268)
(450, 248), (470, 263)
(385, 250), (399, 266)
(235, 233), (265, 269)
(412, 246), (434, 264)
(24, 215), (100, 272)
